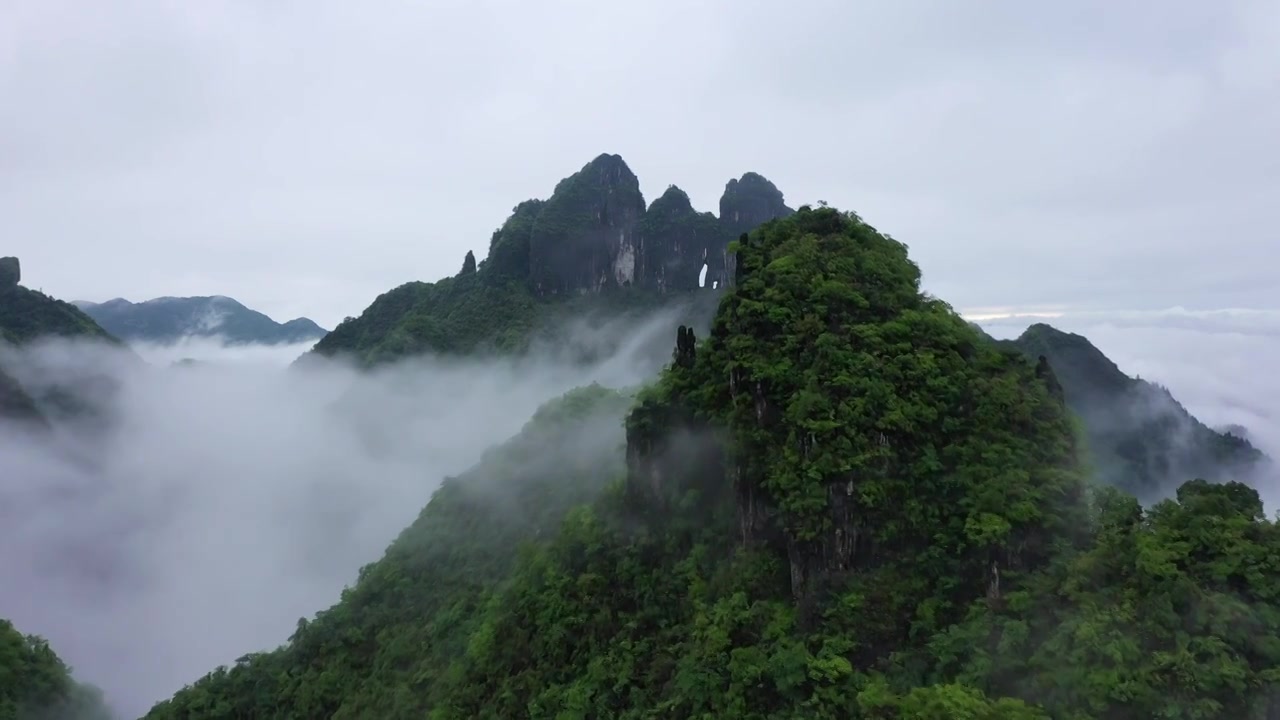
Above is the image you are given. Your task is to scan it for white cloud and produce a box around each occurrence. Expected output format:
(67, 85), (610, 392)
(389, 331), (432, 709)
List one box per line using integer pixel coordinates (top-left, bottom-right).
(0, 303), (688, 717)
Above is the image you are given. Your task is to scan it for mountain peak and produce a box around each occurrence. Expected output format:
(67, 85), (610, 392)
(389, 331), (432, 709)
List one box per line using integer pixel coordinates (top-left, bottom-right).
(79, 296), (328, 346)
(719, 172), (793, 236)
(651, 184), (693, 209)
(0, 257), (19, 289)
(1003, 321), (1268, 501)
(314, 155), (796, 363)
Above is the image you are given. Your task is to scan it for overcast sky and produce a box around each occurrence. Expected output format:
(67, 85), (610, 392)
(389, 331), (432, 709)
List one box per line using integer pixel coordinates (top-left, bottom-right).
(2, 0), (1277, 329)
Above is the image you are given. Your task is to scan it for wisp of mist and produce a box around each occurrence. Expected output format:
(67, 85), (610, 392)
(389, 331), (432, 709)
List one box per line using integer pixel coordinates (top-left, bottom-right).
(0, 306), (688, 718)
(978, 308), (1280, 513)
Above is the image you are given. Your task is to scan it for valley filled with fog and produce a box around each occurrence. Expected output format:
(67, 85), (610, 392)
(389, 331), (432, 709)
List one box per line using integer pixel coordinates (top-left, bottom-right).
(0, 306), (688, 717)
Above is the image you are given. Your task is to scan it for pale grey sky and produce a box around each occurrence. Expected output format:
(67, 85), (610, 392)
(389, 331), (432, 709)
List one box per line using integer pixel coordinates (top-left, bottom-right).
(2, 0), (1277, 329)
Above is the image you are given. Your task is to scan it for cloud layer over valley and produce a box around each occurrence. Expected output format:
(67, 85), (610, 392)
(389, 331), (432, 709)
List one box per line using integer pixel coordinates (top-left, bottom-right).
(0, 304), (690, 718)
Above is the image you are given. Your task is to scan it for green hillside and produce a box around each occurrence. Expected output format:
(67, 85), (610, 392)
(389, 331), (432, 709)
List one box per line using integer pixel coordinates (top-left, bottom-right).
(1002, 323), (1267, 501)
(0, 258), (116, 346)
(0, 619), (113, 720)
(307, 154), (793, 366)
(143, 206), (1280, 718)
(0, 256), (122, 424)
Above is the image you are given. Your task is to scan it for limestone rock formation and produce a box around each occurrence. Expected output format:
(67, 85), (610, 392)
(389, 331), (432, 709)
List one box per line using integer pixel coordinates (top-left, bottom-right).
(520, 156), (793, 296)
(716, 174), (794, 287)
(635, 186), (723, 291)
(719, 172), (794, 237)
(0, 256), (19, 289)
(529, 153), (647, 295)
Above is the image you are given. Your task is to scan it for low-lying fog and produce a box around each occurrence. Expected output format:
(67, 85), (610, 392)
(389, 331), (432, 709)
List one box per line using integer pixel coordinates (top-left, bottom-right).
(0, 306), (687, 718)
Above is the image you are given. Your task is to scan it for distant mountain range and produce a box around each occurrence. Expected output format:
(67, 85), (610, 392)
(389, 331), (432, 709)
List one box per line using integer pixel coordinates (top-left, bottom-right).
(73, 296), (327, 347)
(994, 322), (1267, 503)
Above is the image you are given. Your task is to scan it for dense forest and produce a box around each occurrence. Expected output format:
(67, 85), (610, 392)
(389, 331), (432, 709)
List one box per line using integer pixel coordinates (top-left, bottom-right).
(135, 207), (1280, 718)
(0, 258), (116, 347)
(0, 620), (112, 720)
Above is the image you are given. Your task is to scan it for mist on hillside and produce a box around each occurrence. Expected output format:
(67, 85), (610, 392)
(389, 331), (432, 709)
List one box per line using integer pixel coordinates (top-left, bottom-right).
(978, 309), (1279, 513)
(0, 304), (692, 719)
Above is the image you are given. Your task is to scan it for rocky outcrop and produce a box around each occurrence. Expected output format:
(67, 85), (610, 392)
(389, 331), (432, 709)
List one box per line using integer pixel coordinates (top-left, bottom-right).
(503, 155), (792, 296)
(0, 257), (19, 289)
(635, 186), (724, 291)
(461, 250), (477, 276)
(528, 154), (647, 295)
(719, 173), (794, 237)
(716, 174), (793, 287)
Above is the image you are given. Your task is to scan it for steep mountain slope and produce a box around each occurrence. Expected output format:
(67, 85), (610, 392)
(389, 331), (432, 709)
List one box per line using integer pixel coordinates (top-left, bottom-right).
(145, 384), (637, 719)
(75, 296), (327, 346)
(308, 154), (793, 366)
(0, 619), (113, 720)
(142, 207), (1280, 719)
(1003, 323), (1267, 501)
(0, 367), (43, 425)
(0, 258), (116, 346)
(0, 257), (122, 425)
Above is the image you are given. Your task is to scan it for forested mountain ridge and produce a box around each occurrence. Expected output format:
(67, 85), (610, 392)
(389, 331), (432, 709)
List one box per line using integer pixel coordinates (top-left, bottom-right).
(1000, 323), (1268, 502)
(306, 154), (793, 366)
(0, 619), (113, 720)
(0, 258), (117, 346)
(144, 206), (1280, 718)
(75, 296), (327, 347)
(0, 256), (123, 425)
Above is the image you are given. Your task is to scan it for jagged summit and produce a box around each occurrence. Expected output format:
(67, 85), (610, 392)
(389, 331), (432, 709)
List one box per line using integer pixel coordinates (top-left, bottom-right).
(510, 154), (793, 297)
(311, 154), (794, 363)
(529, 153), (648, 295)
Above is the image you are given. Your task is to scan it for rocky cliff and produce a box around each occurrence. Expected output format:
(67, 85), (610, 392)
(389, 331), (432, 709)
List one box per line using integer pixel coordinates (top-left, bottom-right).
(0, 257), (19, 289)
(528, 154), (648, 295)
(498, 154), (792, 296)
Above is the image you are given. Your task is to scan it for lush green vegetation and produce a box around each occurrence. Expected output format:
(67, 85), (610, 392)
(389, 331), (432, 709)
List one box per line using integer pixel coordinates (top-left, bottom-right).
(0, 619), (112, 720)
(308, 270), (719, 367)
(0, 284), (116, 346)
(142, 207), (1280, 718)
(1002, 324), (1267, 501)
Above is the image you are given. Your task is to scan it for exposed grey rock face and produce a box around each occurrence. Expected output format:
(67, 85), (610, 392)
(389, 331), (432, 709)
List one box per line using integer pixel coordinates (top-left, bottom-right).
(528, 153), (648, 296)
(636, 186), (723, 292)
(0, 257), (19, 289)
(720, 172), (794, 238)
(519, 156), (793, 296)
